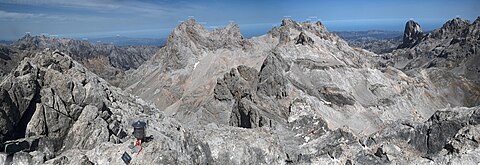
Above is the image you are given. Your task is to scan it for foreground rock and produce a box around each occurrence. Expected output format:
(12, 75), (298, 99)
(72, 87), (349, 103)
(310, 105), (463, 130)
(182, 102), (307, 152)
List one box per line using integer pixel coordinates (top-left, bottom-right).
(0, 49), (290, 164)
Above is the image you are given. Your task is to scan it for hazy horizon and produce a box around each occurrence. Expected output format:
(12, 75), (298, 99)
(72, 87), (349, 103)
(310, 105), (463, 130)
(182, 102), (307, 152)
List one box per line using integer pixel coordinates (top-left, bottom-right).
(1, 0), (479, 40)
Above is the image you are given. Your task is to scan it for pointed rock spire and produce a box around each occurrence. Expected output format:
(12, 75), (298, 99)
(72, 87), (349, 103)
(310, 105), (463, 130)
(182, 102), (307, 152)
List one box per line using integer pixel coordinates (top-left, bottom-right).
(398, 20), (424, 49)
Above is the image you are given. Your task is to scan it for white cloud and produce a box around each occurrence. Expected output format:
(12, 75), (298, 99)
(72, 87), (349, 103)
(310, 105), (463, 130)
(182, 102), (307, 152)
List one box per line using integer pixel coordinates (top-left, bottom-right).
(2, 0), (122, 10)
(0, 10), (42, 20)
(0, 0), (189, 16)
(0, 10), (69, 22)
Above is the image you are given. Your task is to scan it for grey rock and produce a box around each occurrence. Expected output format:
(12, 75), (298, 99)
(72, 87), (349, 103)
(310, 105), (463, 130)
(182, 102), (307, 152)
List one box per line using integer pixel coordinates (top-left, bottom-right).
(0, 153), (7, 165)
(319, 86), (356, 106)
(257, 53), (289, 99)
(12, 151), (32, 165)
(229, 97), (261, 128)
(445, 124), (480, 154)
(63, 105), (110, 150)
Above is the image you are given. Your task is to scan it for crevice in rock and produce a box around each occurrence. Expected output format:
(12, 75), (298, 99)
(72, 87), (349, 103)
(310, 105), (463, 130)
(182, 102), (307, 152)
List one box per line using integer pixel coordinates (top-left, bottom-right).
(11, 81), (40, 141)
(42, 106), (49, 137)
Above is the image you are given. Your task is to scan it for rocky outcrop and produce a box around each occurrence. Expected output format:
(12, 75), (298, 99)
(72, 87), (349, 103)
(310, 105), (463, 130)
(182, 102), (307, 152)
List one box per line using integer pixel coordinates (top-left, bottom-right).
(1, 50), (117, 146)
(398, 20), (424, 48)
(353, 106), (480, 164)
(257, 53), (289, 98)
(0, 49), (156, 163)
(213, 57), (289, 128)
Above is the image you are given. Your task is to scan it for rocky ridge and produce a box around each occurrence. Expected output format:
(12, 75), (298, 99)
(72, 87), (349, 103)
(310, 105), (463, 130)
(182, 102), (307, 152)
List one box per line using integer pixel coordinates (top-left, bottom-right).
(1, 35), (159, 86)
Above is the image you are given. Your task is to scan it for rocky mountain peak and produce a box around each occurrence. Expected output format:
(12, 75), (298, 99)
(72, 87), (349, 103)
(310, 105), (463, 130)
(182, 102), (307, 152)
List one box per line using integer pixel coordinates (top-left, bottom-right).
(433, 17), (471, 38)
(224, 22), (242, 35)
(281, 19), (297, 27)
(170, 18), (207, 40)
(398, 20), (423, 49)
(165, 18), (245, 50)
(443, 17), (471, 28)
(18, 33), (33, 41)
(474, 16), (480, 25)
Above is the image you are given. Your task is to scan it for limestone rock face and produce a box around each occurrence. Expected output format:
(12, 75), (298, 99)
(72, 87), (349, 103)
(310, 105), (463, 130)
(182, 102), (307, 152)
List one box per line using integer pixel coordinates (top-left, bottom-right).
(398, 20), (424, 48)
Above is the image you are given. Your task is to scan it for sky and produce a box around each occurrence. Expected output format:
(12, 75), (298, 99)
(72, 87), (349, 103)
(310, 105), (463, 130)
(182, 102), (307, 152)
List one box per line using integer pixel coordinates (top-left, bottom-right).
(0, 0), (479, 40)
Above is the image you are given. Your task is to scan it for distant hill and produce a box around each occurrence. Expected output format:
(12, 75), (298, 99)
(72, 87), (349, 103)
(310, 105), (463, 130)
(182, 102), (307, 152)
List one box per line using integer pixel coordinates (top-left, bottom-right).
(85, 36), (166, 46)
(333, 30), (402, 41)
(333, 30), (402, 54)
(0, 40), (13, 45)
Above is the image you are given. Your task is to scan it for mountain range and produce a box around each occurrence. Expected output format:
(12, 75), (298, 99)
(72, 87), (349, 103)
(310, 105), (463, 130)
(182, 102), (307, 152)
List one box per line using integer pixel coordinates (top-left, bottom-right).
(0, 17), (479, 164)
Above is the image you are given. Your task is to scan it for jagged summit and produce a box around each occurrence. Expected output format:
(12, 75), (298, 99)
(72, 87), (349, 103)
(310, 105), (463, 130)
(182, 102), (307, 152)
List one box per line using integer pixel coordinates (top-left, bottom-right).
(278, 19), (328, 34)
(398, 20), (423, 49)
(442, 17), (471, 29)
(164, 18), (246, 52)
(433, 17), (472, 38)
(280, 19), (300, 28)
(474, 16), (480, 25)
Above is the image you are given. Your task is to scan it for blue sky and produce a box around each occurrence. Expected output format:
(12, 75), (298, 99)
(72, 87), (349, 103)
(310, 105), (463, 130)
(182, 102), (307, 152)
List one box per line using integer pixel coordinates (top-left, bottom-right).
(0, 0), (479, 40)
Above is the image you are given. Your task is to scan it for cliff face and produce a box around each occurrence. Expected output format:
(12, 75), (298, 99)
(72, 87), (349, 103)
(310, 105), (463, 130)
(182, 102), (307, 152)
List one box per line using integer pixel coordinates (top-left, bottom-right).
(1, 17), (480, 165)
